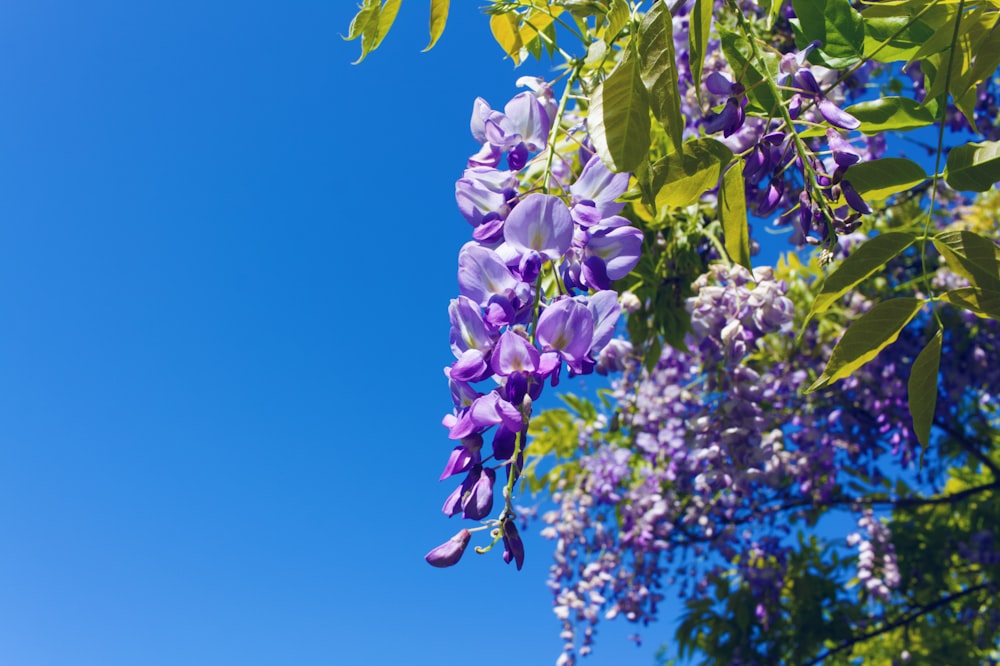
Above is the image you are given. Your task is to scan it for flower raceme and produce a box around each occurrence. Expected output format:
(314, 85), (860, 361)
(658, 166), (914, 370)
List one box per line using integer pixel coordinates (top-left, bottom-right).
(427, 81), (645, 568)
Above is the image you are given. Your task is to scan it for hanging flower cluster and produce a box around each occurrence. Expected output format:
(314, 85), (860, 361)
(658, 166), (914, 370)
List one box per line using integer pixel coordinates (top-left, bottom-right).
(426, 79), (646, 569)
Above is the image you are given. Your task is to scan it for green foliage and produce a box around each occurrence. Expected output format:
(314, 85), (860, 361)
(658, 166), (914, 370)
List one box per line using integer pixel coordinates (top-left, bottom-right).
(845, 97), (936, 134)
(908, 328), (942, 454)
(719, 161), (751, 270)
(848, 158), (929, 201)
(946, 140), (1000, 192)
(790, 0), (865, 68)
(808, 297), (926, 392)
(649, 138), (733, 209)
(639, 1), (684, 153)
(589, 51), (651, 173)
(806, 231), (917, 320)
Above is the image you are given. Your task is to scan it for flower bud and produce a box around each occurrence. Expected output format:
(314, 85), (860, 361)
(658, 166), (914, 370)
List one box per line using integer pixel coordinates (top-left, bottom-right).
(425, 529), (472, 568)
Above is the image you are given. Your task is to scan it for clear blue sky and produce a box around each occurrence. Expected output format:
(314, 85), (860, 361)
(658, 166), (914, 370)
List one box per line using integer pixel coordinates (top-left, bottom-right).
(0, 3), (668, 665)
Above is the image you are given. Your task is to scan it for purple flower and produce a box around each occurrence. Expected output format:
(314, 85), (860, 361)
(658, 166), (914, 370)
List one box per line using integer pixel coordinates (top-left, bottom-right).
(583, 225), (644, 288)
(537, 298), (595, 373)
(491, 329), (541, 377)
(457, 243), (521, 309)
(504, 193), (574, 261)
(425, 529), (472, 568)
(570, 154), (629, 218)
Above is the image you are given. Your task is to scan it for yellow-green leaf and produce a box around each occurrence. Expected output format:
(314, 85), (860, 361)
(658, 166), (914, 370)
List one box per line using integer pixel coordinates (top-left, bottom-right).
(945, 140), (1000, 192)
(650, 138), (732, 208)
(807, 231), (916, 319)
(589, 52), (651, 173)
(720, 162), (751, 270)
(373, 0), (402, 51)
(933, 229), (1000, 291)
(424, 0), (450, 51)
(844, 97), (935, 134)
(808, 297), (925, 392)
(848, 157), (928, 200)
(689, 0), (712, 93)
(490, 13), (523, 63)
(639, 0), (684, 153)
(939, 287), (1000, 320)
(908, 329), (941, 459)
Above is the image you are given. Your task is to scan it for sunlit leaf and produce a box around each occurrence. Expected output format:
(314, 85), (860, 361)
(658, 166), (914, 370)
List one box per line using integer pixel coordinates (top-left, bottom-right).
(945, 140), (1000, 192)
(790, 0), (865, 68)
(689, 0), (713, 93)
(603, 0), (630, 44)
(939, 287), (1000, 320)
(650, 138), (732, 208)
(848, 157), (928, 200)
(933, 229), (1000, 292)
(589, 52), (651, 173)
(845, 97), (935, 133)
(490, 13), (523, 64)
(424, 0), (450, 51)
(720, 162), (751, 270)
(718, 28), (781, 114)
(373, 0), (403, 51)
(807, 232), (916, 318)
(909, 329), (941, 460)
(863, 15), (935, 62)
(639, 0), (684, 152)
(807, 297), (925, 392)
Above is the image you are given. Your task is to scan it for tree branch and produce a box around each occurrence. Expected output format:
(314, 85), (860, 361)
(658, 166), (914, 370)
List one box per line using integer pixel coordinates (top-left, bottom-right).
(804, 583), (990, 665)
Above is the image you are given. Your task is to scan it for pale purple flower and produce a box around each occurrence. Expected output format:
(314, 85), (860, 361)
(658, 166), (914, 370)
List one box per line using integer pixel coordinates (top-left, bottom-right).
(504, 193), (573, 261)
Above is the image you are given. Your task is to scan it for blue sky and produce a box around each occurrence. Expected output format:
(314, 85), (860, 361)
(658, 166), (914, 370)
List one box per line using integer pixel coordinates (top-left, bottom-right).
(0, 3), (671, 665)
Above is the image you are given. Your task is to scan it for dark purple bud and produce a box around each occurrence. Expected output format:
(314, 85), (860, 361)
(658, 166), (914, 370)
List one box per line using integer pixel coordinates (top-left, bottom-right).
(703, 98), (744, 136)
(827, 128), (861, 168)
(818, 99), (861, 130)
(757, 180), (783, 216)
(705, 71), (738, 96)
(504, 370), (528, 406)
(492, 426), (516, 461)
(788, 94), (803, 120)
(841, 180), (872, 214)
(502, 519), (525, 570)
(462, 465), (496, 520)
(793, 68), (821, 95)
(425, 529), (472, 568)
(762, 131), (785, 145)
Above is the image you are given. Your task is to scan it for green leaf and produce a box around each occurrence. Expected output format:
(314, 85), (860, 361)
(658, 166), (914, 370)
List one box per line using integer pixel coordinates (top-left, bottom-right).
(862, 15), (935, 62)
(639, 1), (684, 153)
(807, 232), (916, 318)
(589, 52), (651, 173)
(945, 140), (1000, 192)
(689, 0), (712, 94)
(345, 0), (382, 64)
(650, 138), (732, 208)
(720, 163), (751, 270)
(844, 97), (935, 134)
(939, 287), (1000, 320)
(807, 297), (925, 392)
(424, 0), (450, 51)
(908, 329), (941, 459)
(345, 0), (379, 41)
(932, 229), (1000, 292)
(847, 158), (928, 200)
(604, 0), (630, 45)
(790, 0), (865, 68)
(718, 28), (781, 114)
(373, 0), (402, 51)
